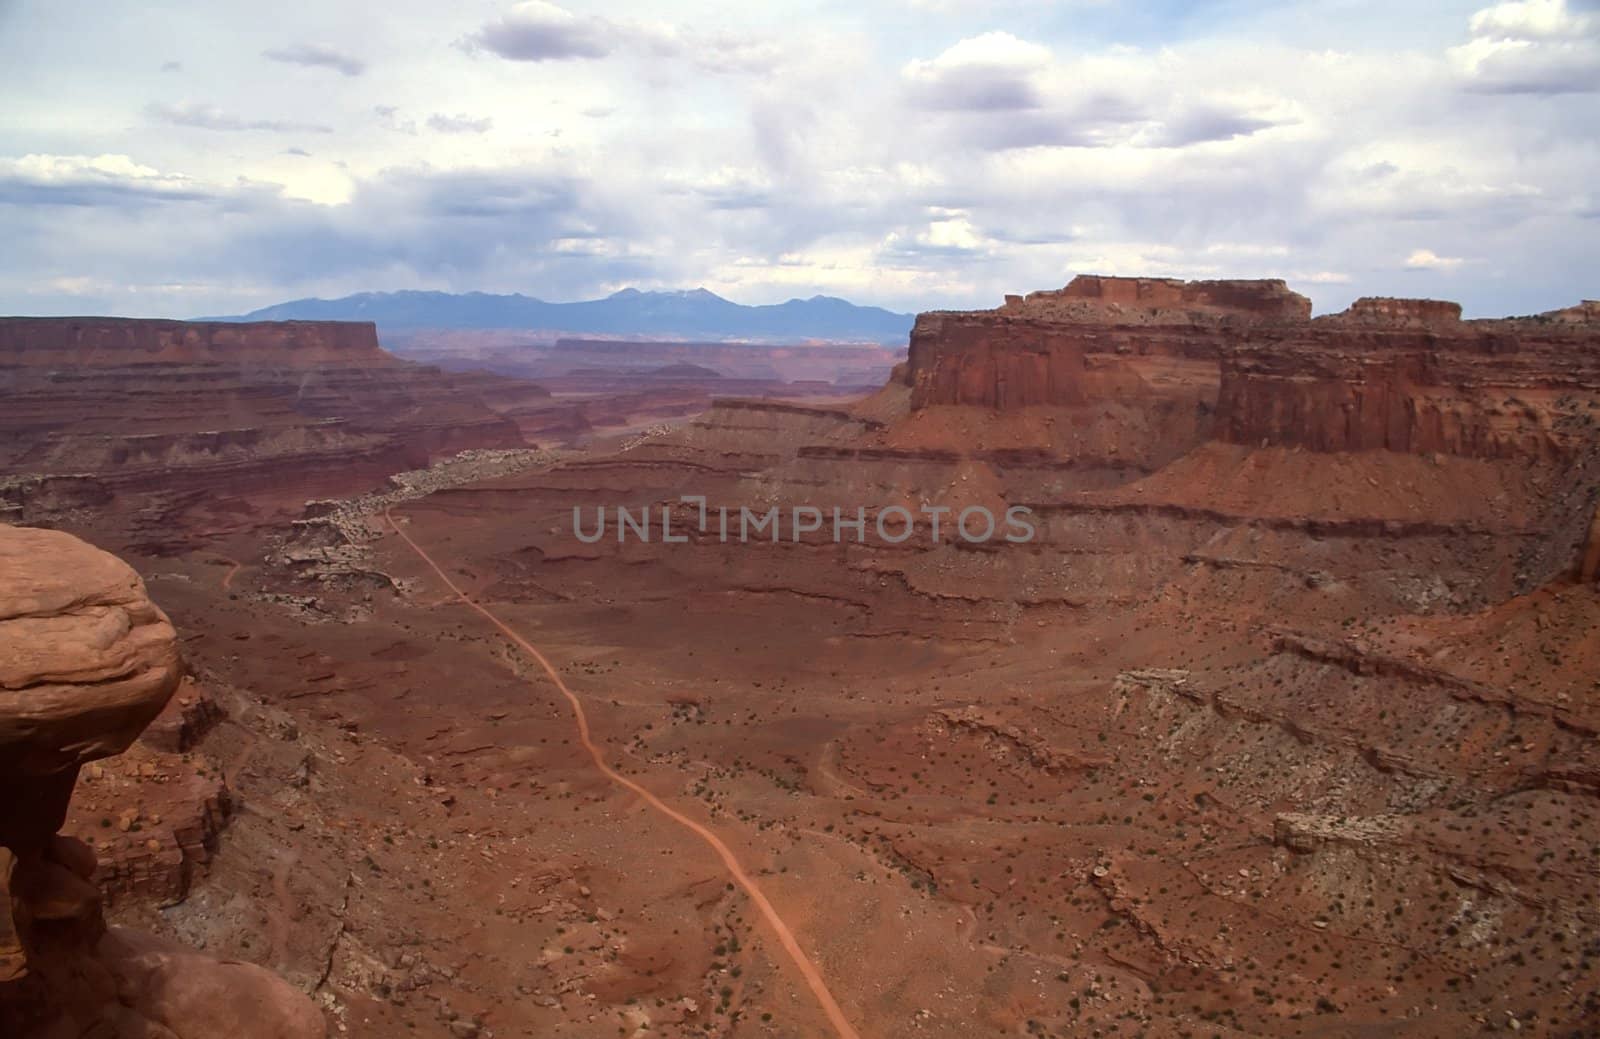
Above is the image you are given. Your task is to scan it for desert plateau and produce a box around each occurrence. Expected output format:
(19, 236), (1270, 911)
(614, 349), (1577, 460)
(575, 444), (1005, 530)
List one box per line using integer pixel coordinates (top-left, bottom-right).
(4, 2), (1599, 1036)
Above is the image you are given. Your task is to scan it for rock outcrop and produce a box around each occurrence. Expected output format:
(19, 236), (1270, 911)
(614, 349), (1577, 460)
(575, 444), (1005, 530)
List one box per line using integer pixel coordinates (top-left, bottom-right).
(0, 318), (385, 367)
(1323, 296), (1462, 328)
(902, 276), (1600, 465)
(0, 526), (180, 857)
(0, 523), (323, 1038)
(1213, 320), (1600, 458)
(0, 318), (552, 549)
(906, 276), (1310, 410)
(998, 275), (1313, 324)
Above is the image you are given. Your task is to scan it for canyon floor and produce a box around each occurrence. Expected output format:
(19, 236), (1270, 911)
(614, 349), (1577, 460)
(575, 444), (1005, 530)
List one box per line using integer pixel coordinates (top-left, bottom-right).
(79, 420), (1598, 1039)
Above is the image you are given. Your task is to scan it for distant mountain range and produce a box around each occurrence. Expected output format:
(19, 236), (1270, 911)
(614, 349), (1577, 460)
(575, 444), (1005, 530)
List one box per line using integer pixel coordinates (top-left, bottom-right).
(205, 288), (913, 344)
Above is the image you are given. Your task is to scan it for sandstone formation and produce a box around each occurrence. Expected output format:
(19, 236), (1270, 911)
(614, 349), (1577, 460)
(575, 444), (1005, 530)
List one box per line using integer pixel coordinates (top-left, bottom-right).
(905, 275), (1600, 460)
(0, 526), (180, 857)
(0, 523), (322, 1039)
(0, 318), (384, 367)
(1213, 318), (1600, 458)
(0, 318), (547, 549)
(998, 274), (1312, 324)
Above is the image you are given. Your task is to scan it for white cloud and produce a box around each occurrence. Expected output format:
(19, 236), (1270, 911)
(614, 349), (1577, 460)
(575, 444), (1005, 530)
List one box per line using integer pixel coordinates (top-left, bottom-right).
(1452, 0), (1600, 92)
(0, 154), (218, 205)
(262, 43), (366, 77)
(902, 32), (1054, 111)
(1404, 248), (1465, 270)
(427, 113), (494, 134)
(147, 101), (333, 133)
(1470, 0), (1593, 40)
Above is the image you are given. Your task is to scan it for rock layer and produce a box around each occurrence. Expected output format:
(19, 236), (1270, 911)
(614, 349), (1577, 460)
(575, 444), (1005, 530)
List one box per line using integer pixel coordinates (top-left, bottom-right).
(0, 526), (180, 855)
(0, 317), (385, 366)
(0, 318), (546, 548)
(904, 276), (1600, 466)
(1213, 322), (1600, 458)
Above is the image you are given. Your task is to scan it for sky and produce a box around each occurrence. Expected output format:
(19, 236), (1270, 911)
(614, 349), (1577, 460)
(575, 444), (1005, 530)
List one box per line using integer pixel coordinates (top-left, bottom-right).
(1, 0), (1596, 318)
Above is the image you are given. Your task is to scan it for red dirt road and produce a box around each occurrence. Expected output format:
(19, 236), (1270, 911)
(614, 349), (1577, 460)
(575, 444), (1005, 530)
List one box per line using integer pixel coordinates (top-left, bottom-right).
(383, 509), (864, 1039)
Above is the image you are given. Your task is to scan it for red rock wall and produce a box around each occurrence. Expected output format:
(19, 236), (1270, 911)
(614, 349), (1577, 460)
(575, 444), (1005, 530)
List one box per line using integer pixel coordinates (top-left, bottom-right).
(1329, 297), (1462, 328)
(905, 312), (1223, 410)
(998, 275), (1312, 324)
(1045, 275), (1312, 319)
(905, 281), (1600, 463)
(0, 318), (541, 546)
(1214, 327), (1600, 459)
(0, 317), (388, 367)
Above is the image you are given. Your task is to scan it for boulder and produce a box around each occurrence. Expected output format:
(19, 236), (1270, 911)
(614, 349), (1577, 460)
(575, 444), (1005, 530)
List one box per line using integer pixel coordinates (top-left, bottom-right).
(0, 524), (324, 1038)
(0, 525), (181, 856)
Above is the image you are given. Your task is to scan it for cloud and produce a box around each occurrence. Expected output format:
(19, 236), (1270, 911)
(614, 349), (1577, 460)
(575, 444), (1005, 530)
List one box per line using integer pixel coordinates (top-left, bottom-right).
(902, 34), (1288, 150)
(1452, 0), (1600, 93)
(147, 101), (333, 134)
(1404, 248), (1465, 270)
(0, 154), (220, 207)
(262, 43), (367, 77)
(375, 105), (418, 135)
(903, 32), (1053, 111)
(427, 113), (494, 134)
(461, 2), (786, 77)
(462, 1), (615, 61)
(1141, 104), (1283, 147)
(1471, 0), (1593, 40)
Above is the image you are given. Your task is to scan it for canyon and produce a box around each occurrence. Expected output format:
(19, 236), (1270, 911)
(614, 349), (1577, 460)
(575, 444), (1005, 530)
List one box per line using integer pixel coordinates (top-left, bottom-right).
(2, 276), (1598, 1038)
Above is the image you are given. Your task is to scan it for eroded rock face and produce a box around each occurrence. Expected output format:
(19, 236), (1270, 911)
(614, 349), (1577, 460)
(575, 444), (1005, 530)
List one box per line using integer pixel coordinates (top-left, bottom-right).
(0, 525), (180, 856)
(0, 524), (323, 1039)
(0, 318), (537, 550)
(0, 317), (385, 367)
(997, 274), (1312, 324)
(1213, 323), (1600, 458)
(1324, 296), (1462, 328)
(905, 278), (1600, 465)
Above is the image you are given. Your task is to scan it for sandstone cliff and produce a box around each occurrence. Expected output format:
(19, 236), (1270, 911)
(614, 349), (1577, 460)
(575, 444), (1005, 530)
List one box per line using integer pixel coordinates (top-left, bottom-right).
(0, 317), (388, 367)
(0, 318), (548, 548)
(1213, 321), (1600, 458)
(879, 276), (1600, 594)
(904, 275), (1311, 413)
(998, 274), (1312, 324)
(0, 523), (323, 1038)
(902, 277), (1600, 464)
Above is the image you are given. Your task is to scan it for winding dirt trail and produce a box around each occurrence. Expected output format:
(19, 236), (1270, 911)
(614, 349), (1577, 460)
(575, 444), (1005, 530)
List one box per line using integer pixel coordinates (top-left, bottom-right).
(383, 508), (863, 1039)
(216, 556), (242, 591)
